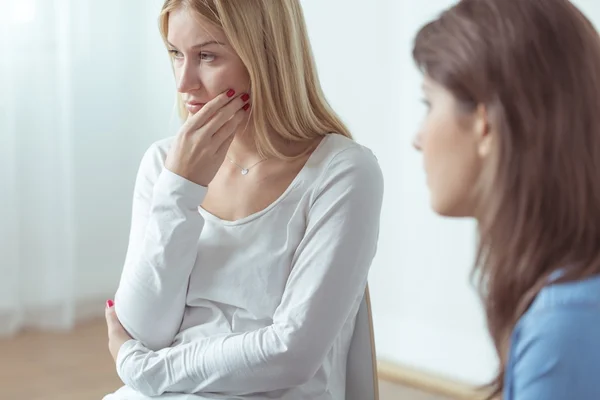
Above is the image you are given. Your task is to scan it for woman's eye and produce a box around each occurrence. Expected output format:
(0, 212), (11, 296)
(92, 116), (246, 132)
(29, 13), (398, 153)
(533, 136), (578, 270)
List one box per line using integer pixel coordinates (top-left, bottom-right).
(200, 53), (216, 62)
(168, 49), (183, 59)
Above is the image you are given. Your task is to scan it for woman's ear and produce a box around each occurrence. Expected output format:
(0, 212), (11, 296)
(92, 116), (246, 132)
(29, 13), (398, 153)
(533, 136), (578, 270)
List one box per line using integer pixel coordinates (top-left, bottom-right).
(474, 104), (493, 158)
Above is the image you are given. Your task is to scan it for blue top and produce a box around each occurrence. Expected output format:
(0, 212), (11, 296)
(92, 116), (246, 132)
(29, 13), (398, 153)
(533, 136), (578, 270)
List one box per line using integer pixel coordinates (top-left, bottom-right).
(504, 273), (600, 399)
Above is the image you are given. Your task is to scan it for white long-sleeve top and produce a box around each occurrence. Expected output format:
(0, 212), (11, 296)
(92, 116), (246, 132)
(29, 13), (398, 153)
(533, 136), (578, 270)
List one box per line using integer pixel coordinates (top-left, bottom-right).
(104, 133), (384, 400)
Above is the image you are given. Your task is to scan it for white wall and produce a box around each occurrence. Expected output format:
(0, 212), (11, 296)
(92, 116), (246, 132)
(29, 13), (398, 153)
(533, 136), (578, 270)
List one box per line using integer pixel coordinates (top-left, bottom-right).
(301, 0), (495, 385)
(0, 0), (176, 324)
(66, 0), (176, 301)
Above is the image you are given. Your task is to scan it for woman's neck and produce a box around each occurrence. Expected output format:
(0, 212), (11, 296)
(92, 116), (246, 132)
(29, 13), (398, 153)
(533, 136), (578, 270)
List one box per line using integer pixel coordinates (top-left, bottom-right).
(227, 128), (319, 165)
(227, 131), (262, 165)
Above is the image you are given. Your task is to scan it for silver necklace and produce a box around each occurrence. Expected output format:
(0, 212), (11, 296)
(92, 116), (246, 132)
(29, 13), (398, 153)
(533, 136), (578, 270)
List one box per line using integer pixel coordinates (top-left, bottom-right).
(226, 155), (267, 175)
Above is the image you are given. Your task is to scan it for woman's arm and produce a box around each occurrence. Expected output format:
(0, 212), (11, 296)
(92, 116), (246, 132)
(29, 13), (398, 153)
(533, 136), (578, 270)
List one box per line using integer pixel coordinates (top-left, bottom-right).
(114, 91), (249, 350)
(509, 306), (600, 399)
(114, 143), (207, 350)
(115, 146), (384, 396)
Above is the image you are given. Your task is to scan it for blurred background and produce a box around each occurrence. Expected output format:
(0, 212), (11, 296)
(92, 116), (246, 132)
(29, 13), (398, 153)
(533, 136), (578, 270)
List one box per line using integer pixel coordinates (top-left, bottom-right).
(1, 0), (599, 399)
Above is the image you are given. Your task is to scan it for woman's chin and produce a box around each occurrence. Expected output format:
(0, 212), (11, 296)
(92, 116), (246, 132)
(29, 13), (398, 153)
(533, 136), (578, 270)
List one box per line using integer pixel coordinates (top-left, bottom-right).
(430, 196), (474, 218)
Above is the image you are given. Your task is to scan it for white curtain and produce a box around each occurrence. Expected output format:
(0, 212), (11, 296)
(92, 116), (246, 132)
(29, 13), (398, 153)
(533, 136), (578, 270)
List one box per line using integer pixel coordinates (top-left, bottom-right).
(0, 0), (177, 336)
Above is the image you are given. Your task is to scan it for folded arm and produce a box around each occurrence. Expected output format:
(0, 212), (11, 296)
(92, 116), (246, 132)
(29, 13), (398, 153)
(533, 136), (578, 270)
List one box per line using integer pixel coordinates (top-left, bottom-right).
(115, 143), (207, 350)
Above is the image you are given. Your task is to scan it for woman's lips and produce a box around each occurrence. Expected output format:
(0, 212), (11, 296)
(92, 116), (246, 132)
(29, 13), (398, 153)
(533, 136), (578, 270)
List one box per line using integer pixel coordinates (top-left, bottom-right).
(186, 102), (205, 114)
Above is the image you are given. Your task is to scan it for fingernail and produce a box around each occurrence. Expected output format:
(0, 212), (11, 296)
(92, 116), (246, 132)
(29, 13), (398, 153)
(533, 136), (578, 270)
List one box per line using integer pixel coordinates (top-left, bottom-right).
(106, 299), (114, 308)
(241, 93), (250, 102)
(243, 103), (250, 111)
(226, 89), (235, 98)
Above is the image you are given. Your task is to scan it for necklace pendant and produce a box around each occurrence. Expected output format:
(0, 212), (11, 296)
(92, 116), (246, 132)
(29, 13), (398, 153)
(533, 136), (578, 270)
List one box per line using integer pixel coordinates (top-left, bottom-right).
(241, 168), (249, 175)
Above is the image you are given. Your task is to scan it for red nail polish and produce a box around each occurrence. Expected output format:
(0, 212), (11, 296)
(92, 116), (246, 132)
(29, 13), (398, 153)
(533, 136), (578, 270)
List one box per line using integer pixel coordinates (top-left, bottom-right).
(106, 300), (114, 308)
(226, 89), (235, 97)
(241, 93), (250, 102)
(243, 103), (250, 111)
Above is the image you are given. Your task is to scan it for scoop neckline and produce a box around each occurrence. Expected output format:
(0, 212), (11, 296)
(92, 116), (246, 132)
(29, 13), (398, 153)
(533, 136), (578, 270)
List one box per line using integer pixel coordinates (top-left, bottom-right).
(198, 135), (330, 226)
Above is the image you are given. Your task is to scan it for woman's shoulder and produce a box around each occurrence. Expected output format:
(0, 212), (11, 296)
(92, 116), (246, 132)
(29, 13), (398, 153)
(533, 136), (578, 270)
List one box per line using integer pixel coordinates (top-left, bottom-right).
(530, 273), (600, 312)
(516, 274), (600, 337)
(507, 275), (600, 397)
(135, 136), (176, 178)
(317, 133), (376, 159)
(143, 136), (176, 163)
(300, 133), (383, 217)
(510, 274), (600, 368)
(310, 133), (382, 182)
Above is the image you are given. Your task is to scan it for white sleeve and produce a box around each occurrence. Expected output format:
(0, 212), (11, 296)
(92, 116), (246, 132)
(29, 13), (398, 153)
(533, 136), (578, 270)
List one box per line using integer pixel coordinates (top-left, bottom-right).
(115, 146), (384, 396)
(114, 143), (208, 351)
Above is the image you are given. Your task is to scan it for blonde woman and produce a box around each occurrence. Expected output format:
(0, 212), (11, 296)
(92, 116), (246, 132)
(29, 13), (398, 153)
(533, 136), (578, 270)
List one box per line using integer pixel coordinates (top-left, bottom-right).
(103, 1), (383, 399)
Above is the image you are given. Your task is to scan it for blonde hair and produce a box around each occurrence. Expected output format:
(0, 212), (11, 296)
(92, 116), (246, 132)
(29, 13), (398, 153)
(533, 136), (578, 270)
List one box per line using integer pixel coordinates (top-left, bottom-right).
(159, 0), (352, 159)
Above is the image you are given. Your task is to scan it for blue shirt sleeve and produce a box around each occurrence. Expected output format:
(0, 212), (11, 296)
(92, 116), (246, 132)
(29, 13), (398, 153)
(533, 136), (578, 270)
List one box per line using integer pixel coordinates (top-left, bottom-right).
(508, 306), (600, 400)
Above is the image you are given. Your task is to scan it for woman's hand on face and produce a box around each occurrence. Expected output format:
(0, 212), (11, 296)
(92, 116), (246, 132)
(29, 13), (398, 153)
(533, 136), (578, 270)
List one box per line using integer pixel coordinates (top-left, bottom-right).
(165, 89), (251, 187)
(105, 300), (133, 363)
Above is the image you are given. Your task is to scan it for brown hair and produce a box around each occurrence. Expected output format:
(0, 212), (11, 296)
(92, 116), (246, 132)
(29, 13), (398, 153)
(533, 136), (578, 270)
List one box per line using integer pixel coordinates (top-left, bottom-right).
(413, 0), (600, 397)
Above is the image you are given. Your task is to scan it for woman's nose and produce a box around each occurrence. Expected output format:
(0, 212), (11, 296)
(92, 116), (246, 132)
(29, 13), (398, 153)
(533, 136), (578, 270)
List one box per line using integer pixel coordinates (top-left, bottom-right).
(177, 62), (201, 93)
(413, 132), (423, 151)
